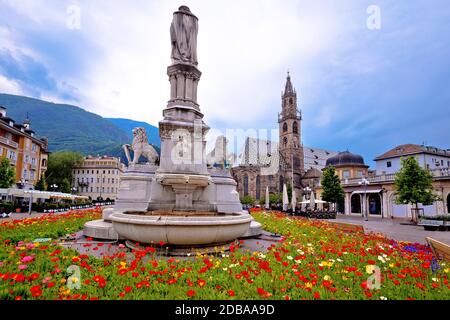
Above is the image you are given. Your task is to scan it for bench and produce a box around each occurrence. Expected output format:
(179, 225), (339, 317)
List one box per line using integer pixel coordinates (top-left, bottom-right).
(330, 221), (365, 233)
(426, 237), (450, 262)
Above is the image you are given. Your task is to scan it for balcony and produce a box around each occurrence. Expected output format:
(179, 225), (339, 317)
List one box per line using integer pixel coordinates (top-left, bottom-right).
(341, 168), (450, 186)
(0, 136), (18, 148)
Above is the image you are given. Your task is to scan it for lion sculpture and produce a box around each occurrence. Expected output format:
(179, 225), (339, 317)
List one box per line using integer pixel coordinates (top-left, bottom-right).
(123, 127), (159, 165)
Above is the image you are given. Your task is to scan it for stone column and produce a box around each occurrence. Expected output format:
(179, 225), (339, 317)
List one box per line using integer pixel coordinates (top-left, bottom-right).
(185, 74), (193, 101)
(170, 75), (177, 100)
(344, 192), (351, 215)
(381, 191), (389, 218)
(176, 73), (185, 100)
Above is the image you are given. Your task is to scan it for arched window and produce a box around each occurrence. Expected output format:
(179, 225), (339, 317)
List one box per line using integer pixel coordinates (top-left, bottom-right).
(283, 122), (288, 133)
(289, 98), (293, 105)
(243, 175), (249, 196)
(293, 121), (298, 134)
(256, 176), (261, 200)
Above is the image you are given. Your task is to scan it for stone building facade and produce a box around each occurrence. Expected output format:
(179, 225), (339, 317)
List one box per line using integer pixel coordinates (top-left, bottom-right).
(315, 145), (450, 218)
(231, 73), (336, 202)
(72, 156), (126, 201)
(0, 106), (49, 189)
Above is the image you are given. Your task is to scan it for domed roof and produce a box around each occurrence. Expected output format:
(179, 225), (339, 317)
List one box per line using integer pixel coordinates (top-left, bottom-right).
(326, 151), (365, 167)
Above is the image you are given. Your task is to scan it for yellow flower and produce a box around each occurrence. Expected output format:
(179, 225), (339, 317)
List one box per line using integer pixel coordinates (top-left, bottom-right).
(60, 278), (67, 284)
(366, 265), (376, 274)
(324, 275), (331, 281)
(389, 263), (395, 268)
(120, 261), (127, 268)
(70, 277), (79, 284)
(342, 276), (348, 280)
(444, 268), (449, 273)
(305, 282), (313, 289)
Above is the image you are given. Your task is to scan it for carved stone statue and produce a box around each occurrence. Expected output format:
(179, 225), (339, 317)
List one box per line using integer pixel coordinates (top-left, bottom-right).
(170, 6), (198, 66)
(206, 136), (235, 169)
(123, 127), (159, 165)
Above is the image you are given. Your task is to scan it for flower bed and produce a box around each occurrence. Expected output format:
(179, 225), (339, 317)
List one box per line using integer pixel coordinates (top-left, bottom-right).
(0, 210), (448, 300)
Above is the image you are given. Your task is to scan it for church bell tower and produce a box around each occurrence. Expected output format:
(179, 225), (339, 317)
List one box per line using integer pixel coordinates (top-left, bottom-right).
(278, 72), (304, 191)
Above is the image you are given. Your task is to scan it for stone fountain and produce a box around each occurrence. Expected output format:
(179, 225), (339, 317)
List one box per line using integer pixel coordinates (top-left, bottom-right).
(85, 6), (260, 250)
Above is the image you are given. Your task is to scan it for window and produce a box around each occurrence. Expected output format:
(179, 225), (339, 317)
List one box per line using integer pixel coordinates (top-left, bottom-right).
(112, 178), (115, 183)
(24, 155), (29, 164)
(90, 187), (93, 193)
(23, 169), (28, 179)
(283, 123), (288, 133)
(343, 170), (350, 179)
(256, 176), (261, 200)
(356, 170), (363, 178)
(91, 178), (94, 183)
(30, 171), (35, 180)
(387, 161), (392, 168)
(243, 175), (249, 196)
(293, 122), (298, 134)
(32, 144), (37, 152)
(283, 137), (288, 147)
(31, 158), (36, 165)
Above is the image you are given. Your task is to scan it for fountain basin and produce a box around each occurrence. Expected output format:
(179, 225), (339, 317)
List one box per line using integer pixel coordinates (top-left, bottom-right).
(110, 211), (252, 246)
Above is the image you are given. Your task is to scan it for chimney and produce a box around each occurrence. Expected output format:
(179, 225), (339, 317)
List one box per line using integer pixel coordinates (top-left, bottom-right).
(0, 106), (6, 118)
(23, 118), (30, 130)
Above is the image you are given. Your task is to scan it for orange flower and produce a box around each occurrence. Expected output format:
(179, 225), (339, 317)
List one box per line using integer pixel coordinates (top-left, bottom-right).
(197, 279), (206, 287)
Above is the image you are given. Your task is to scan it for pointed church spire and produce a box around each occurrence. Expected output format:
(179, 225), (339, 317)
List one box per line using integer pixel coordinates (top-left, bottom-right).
(283, 71), (295, 96)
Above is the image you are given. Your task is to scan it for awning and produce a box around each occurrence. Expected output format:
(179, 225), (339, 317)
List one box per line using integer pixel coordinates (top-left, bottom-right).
(352, 189), (382, 194)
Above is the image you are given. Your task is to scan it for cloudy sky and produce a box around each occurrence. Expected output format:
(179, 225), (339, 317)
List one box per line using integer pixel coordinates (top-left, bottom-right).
(0, 0), (449, 167)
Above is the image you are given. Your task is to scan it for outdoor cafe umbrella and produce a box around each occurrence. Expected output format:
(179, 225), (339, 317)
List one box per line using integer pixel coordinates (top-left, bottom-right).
(310, 190), (316, 209)
(282, 184), (289, 212)
(291, 188), (297, 212)
(265, 186), (270, 210)
(301, 195), (307, 211)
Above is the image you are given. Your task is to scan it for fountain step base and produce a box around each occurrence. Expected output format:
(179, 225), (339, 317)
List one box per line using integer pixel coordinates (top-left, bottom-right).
(239, 220), (263, 239)
(125, 240), (235, 256)
(84, 220), (122, 240)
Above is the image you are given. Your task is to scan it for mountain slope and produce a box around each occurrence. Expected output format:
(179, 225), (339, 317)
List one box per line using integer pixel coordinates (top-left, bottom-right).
(0, 93), (131, 154)
(107, 118), (160, 147)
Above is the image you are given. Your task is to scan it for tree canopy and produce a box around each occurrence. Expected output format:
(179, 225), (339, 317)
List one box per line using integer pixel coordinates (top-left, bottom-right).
(0, 158), (16, 188)
(46, 151), (83, 190)
(321, 166), (345, 205)
(394, 157), (437, 207)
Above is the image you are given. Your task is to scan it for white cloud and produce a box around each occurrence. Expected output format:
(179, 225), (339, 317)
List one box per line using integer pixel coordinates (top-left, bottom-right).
(0, 75), (24, 95)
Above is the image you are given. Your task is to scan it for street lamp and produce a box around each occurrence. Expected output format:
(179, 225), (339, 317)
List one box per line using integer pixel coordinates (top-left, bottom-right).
(50, 184), (58, 192)
(359, 177), (370, 221)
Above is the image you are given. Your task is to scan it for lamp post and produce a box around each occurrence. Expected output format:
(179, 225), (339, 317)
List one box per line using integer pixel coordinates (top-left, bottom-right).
(359, 177), (370, 221)
(303, 186), (311, 210)
(50, 184), (58, 192)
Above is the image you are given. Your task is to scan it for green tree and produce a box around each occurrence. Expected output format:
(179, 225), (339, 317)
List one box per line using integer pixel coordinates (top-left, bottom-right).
(46, 151), (83, 187)
(240, 195), (255, 206)
(35, 173), (47, 191)
(394, 157), (438, 223)
(0, 158), (16, 188)
(60, 178), (72, 194)
(321, 165), (344, 210)
(287, 183), (292, 202)
(269, 193), (281, 206)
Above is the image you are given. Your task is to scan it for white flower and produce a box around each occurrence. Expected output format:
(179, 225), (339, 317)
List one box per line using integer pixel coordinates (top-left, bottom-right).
(337, 258), (343, 263)
(287, 256), (293, 260)
(378, 256), (386, 263)
(307, 243), (312, 247)
(432, 278), (438, 282)
(380, 296), (388, 300)
(222, 267), (228, 271)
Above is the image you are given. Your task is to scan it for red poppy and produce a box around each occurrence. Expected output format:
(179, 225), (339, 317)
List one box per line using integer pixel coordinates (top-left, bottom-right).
(228, 290), (235, 297)
(187, 289), (196, 297)
(30, 285), (42, 297)
(47, 282), (55, 288)
(124, 286), (132, 293)
(313, 292), (321, 299)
